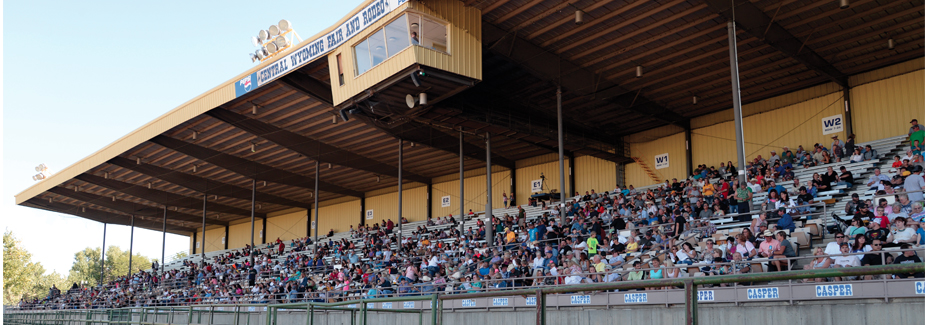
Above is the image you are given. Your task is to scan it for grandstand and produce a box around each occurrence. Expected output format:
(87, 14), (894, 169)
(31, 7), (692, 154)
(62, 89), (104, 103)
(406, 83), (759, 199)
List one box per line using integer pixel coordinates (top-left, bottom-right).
(8, 0), (925, 324)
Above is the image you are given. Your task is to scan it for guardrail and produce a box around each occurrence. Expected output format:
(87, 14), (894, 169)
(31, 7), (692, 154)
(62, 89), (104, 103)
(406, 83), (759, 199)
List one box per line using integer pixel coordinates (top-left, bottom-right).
(5, 264), (923, 325)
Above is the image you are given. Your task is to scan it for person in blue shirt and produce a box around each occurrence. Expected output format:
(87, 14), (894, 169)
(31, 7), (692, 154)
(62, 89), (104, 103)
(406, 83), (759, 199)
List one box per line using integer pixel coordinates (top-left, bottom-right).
(775, 207), (796, 232)
(527, 223), (538, 242)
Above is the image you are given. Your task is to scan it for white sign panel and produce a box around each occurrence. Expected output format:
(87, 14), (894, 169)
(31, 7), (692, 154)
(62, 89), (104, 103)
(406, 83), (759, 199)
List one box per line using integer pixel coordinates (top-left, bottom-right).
(697, 290), (715, 301)
(623, 293), (648, 303)
(382, 302), (392, 309)
(816, 284), (853, 297)
(366, 209), (374, 220)
(531, 179), (543, 192)
(492, 298), (509, 306)
(310, 221), (316, 230)
(403, 301), (415, 308)
(654, 153), (669, 170)
(441, 195), (451, 208)
(915, 281), (924, 295)
(746, 287), (779, 300)
(525, 297), (536, 306)
(461, 299), (476, 307)
(570, 295), (590, 305)
(822, 114), (844, 135)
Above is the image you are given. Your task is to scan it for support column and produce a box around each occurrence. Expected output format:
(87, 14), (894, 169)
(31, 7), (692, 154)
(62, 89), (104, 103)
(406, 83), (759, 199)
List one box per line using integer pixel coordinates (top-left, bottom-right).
(128, 215), (135, 276)
(398, 139), (404, 238)
(201, 192), (207, 265)
(313, 161), (320, 255)
(250, 179), (256, 267)
(100, 223), (107, 287)
(567, 151), (575, 199)
(485, 132), (493, 248)
(459, 130), (466, 235)
(843, 86), (853, 136)
(510, 167), (516, 208)
(727, 21), (747, 185)
(224, 225), (229, 250)
(262, 217), (267, 244)
(684, 280), (698, 325)
(684, 120), (694, 177)
(535, 290), (545, 325)
(192, 231), (197, 254)
(557, 86), (567, 225)
(161, 207), (167, 274)
(360, 197), (366, 226)
(426, 184), (432, 220)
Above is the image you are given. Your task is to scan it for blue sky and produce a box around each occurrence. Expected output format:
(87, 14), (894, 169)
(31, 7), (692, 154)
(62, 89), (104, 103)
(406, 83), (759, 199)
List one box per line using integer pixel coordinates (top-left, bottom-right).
(3, 0), (365, 275)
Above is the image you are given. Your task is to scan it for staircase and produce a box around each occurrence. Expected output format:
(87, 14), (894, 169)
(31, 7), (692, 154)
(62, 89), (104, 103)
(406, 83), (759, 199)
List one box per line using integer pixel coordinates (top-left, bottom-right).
(632, 156), (663, 183)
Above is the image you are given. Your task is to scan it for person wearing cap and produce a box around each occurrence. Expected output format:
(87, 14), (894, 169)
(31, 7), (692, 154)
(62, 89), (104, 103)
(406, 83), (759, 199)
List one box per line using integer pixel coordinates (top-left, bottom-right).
(890, 243), (924, 278)
(776, 207), (796, 233)
(910, 119), (921, 136)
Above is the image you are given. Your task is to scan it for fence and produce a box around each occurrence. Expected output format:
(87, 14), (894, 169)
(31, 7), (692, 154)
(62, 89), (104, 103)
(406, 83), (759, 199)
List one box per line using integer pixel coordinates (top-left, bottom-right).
(5, 263), (923, 325)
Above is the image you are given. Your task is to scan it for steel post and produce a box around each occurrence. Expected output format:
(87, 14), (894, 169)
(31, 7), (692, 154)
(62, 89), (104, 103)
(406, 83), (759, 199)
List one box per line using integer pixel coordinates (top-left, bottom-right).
(100, 223), (107, 287)
(556, 86), (566, 225)
(314, 161), (320, 255)
(459, 130), (465, 235)
(431, 294), (438, 325)
(398, 139), (404, 238)
(485, 132), (493, 248)
(162, 207), (167, 274)
(128, 215), (134, 277)
(727, 21), (747, 185)
(250, 179), (256, 267)
(685, 280), (698, 325)
(201, 191), (207, 265)
(535, 289), (545, 325)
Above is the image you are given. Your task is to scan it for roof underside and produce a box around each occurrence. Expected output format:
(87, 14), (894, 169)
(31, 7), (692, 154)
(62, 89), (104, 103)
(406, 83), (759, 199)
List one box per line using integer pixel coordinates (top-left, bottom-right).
(18, 0), (924, 234)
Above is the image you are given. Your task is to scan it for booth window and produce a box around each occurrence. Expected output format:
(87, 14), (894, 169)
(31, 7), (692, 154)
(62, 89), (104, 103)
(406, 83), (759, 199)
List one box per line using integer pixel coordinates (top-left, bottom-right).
(336, 54), (344, 86)
(354, 14), (412, 76)
(408, 13), (448, 53)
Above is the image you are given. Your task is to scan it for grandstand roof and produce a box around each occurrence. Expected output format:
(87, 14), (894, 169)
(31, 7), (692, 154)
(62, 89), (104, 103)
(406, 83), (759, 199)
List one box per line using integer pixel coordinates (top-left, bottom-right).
(14, 0), (924, 234)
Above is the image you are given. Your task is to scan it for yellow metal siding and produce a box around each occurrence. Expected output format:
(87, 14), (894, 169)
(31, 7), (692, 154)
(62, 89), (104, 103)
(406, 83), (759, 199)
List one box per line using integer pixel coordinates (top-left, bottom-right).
(317, 199), (362, 235)
(515, 154), (571, 206)
(265, 209), (308, 242)
(431, 170), (511, 217)
(849, 59), (924, 86)
(850, 68), (925, 143)
(365, 186), (429, 225)
(691, 82), (843, 129)
(574, 155), (617, 194)
(228, 221), (264, 250)
(329, 0), (482, 106)
(692, 91), (846, 171)
(626, 131), (686, 187)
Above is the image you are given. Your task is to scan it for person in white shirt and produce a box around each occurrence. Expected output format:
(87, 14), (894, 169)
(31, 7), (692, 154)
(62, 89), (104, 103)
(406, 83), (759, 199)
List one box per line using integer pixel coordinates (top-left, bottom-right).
(825, 232), (848, 256)
(831, 243), (861, 281)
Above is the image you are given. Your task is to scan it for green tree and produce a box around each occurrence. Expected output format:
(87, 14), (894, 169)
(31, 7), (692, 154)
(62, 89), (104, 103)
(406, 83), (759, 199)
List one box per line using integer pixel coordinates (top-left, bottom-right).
(3, 231), (66, 305)
(66, 246), (152, 285)
(169, 250), (188, 262)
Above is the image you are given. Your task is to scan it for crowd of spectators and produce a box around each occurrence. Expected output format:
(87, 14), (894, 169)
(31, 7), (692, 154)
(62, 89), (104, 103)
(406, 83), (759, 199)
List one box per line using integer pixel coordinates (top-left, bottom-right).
(17, 120), (925, 311)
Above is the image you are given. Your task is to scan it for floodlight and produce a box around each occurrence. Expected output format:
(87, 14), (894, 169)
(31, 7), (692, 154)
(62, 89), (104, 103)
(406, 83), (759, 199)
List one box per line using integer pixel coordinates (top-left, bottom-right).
(268, 25), (280, 37)
(255, 49), (266, 60)
(36, 164), (47, 172)
(278, 19), (291, 31)
(267, 42), (279, 53)
(251, 53), (259, 62)
(251, 36), (260, 47)
(258, 30), (269, 42)
(274, 36), (288, 48)
(887, 38), (895, 50)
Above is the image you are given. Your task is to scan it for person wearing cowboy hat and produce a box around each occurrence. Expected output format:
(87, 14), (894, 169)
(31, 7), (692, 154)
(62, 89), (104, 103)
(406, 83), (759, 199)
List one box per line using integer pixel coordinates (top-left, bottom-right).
(758, 230), (780, 259)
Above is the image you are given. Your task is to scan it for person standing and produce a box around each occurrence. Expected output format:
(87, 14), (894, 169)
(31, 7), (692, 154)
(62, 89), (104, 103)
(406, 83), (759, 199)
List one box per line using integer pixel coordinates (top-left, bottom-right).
(735, 181), (753, 222)
(903, 165), (924, 202)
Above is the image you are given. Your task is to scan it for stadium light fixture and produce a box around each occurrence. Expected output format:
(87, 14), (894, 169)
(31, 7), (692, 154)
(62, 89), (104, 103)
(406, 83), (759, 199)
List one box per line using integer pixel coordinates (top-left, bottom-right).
(575, 10), (584, 25)
(839, 0), (849, 9)
(250, 142), (257, 153)
(136, 157), (142, 165)
(266, 42), (279, 53)
(268, 25), (280, 37)
(148, 182), (153, 189)
(258, 30), (269, 43)
(32, 163), (52, 181)
(887, 38), (894, 50)
(192, 130), (199, 140)
(635, 65), (644, 78)
(693, 96), (698, 105)
(250, 19), (299, 63)
(192, 165), (198, 173)
(252, 104), (258, 115)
